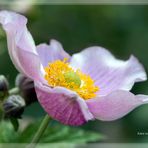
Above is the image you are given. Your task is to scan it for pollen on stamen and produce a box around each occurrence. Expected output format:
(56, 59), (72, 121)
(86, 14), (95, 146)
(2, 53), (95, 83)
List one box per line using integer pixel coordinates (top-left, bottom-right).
(44, 59), (99, 100)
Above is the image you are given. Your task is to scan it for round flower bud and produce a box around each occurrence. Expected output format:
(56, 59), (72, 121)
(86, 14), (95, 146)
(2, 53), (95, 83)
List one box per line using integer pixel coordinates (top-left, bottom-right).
(3, 95), (25, 118)
(0, 75), (9, 100)
(15, 74), (37, 105)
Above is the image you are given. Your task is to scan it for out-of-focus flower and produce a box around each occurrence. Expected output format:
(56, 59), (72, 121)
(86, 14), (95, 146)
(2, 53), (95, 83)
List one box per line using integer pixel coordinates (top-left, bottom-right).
(0, 0), (33, 14)
(0, 10), (148, 126)
(3, 95), (25, 118)
(11, 0), (34, 13)
(15, 74), (37, 105)
(0, 75), (9, 100)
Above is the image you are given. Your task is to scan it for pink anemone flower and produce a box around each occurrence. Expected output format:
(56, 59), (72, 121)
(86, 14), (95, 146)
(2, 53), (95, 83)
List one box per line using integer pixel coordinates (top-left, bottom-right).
(0, 10), (148, 126)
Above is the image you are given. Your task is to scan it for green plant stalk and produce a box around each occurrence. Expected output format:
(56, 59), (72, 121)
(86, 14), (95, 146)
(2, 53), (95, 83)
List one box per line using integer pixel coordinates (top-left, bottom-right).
(8, 88), (51, 147)
(9, 87), (20, 95)
(0, 105), (3, 121)
(27, 114), (51, 148)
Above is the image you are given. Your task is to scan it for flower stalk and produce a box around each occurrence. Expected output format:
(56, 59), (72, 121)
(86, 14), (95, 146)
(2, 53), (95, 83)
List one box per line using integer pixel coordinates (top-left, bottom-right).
(27, 114), (51, 148)
(9, 87), (20, 95)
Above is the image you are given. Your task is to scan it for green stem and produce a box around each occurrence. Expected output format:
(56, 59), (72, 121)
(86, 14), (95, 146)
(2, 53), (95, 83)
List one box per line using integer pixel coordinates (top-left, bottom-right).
(9, 87), (20, 95)
(27, 114), (51, 148)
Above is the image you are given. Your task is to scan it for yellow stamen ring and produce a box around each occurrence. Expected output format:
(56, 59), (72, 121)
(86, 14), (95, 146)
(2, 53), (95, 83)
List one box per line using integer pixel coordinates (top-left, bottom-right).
(44, 59), (99, 100)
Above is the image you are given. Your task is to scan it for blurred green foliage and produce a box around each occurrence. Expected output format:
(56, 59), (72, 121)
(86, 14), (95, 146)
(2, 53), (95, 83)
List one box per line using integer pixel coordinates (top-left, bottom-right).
(1, 5), (148, 143)
(0, 120), (104, 144)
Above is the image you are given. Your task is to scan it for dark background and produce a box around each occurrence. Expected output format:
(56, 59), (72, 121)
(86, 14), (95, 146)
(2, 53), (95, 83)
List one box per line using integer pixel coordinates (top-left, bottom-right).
(0, 5), (148, 143)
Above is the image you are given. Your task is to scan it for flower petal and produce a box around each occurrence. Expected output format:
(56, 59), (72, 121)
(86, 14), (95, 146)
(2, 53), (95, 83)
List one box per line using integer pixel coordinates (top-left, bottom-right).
(86, 90), (148, 121)
(0, 10), (44, 81)
(36, 39), (70, 67)
(35, 82), (94, 126)
(70, 47), (147, 96)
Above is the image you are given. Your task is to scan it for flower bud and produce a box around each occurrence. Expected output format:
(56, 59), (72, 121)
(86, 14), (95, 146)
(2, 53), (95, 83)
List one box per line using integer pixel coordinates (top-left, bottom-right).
(15, 74), (37, 105)
(0, 75), (9, 100)
(3, 95), (25, 118)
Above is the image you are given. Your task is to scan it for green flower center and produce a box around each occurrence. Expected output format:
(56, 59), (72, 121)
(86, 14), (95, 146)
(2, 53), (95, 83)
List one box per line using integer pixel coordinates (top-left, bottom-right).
(64, 71), (81, 87)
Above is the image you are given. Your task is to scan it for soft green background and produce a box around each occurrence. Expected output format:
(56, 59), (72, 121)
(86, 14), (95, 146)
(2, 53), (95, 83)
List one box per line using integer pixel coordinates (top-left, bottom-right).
(0, 5), (148, 143)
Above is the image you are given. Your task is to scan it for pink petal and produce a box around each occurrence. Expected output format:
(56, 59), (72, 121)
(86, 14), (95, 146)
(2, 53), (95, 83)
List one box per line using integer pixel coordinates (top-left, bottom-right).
(36, 39), (70, 67)
(35, 82), (94, 126)
(86, 90), (148, 121)
(0, 10), (44, 82)
(70, 47), (147, 96)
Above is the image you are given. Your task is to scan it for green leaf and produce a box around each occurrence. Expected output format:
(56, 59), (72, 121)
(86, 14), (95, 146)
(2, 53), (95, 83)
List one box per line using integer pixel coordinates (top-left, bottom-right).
(0, 121), (18, 143)
(0, 119), (105, 144)
(18, 120), (105, 143)
(18, 120), (40, 143)
(10, 118), (19, 131)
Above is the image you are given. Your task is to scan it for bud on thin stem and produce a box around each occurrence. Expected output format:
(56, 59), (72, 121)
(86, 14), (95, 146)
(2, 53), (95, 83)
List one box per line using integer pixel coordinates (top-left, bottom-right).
(3, 95), (26, 118)
(15, 74), (37, 105)
(0, 75), (9, 100)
